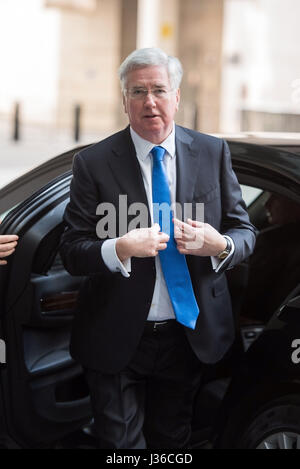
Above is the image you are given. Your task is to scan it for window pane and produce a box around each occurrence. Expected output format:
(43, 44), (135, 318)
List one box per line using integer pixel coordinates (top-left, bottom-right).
(240, 185), (263, 207)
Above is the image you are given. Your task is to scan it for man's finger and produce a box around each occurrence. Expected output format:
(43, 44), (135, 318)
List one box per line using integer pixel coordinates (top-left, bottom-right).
(175, 227), (196, 242)
(0, 260), (7, 265)
(175, 240), (184, 248)
(174, 225), (183, 239)
(0, 235), (19, 244)
(0, 241), (18, 252)
(173, 217), (185, 227)
(152, 223), (161, 233)
(173, 218), (189, 234)
(177, 246), (189, 255)
(187, 218), (204, 228)
(174, 217), (196, 234)
(158, 232), (170, 242)
(0, 248), (15, 258)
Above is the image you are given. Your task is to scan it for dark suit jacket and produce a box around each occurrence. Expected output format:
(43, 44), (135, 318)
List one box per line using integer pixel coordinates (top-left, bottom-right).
(60, 125), (256, 373)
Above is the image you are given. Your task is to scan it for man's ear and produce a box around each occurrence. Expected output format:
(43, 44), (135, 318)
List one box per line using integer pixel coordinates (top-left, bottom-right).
(175, 88), (180, 112)
(122, 94), (128, 114)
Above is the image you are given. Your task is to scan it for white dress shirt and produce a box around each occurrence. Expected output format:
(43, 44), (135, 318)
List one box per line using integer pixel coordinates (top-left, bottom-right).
(101, 124), (234, 321)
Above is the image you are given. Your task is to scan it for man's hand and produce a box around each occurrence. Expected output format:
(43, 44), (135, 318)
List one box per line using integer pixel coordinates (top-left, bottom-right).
(0, 234), (19, 265)
(116, 223), (169, 262)
(174, 218), (226, 257)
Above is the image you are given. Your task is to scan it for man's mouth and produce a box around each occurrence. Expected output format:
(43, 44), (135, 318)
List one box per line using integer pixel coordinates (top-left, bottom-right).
(144, 115), (160, 119)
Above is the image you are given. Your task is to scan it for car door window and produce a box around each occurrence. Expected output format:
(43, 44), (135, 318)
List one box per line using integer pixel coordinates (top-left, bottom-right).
(230, 186), (300, 325)
(240, 185), (263, 207)
(240, 193), (300, 322)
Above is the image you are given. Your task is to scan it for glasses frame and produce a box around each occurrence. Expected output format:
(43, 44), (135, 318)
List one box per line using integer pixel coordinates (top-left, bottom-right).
(125, 87), (175, 101)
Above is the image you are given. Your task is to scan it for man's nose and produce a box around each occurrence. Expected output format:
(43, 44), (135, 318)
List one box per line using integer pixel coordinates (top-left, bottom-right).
(144, 92), (156, 106)
(265, 195), (274, 211)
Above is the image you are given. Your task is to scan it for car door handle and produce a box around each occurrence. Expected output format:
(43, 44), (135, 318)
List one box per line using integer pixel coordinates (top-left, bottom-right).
(40, 291), (78, 315)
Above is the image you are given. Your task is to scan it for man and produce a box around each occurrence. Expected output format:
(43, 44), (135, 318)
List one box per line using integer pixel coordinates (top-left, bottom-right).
(60, 48), (256, 449)
(0, 220), (18, 265)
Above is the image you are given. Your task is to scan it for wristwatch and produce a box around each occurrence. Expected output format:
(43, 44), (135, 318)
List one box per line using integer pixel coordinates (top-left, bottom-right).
(217, 237), (231, 260)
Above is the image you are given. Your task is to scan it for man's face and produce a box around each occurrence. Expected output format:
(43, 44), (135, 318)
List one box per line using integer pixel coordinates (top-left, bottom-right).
(265, 194), (300, 225)
(123, 65), (180, 144)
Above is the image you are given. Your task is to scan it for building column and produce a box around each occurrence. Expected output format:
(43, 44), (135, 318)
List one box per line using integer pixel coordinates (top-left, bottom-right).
(136, 0), (179, 55)
(136, 0), (160, 48)
(54, 0), (122, 133)
(178, 0), (224, 133)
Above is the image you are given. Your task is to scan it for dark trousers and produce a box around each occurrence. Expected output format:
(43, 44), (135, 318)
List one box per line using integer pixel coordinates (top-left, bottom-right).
(85, 321), (202, 449)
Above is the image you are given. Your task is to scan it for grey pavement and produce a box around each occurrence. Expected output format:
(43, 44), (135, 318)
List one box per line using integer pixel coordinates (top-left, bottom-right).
(0, 118), (106, 189)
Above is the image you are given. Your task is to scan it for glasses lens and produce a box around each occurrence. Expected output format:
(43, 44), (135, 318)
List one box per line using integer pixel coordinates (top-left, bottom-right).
(127, 88), (172, 100)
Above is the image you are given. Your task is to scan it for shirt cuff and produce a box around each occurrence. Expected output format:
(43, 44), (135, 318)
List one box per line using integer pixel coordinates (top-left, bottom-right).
(101, 239), (131, 278)
(211, 235), (235, 273)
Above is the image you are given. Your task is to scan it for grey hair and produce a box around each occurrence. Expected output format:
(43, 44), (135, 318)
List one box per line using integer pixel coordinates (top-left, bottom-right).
(118, 47), (183, 93)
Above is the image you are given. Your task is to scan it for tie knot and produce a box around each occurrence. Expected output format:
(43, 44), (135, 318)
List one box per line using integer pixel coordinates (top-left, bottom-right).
(151, 146), (166, 162)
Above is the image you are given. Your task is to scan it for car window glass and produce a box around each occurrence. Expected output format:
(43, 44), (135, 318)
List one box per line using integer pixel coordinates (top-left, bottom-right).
(236, 192), (300, 325)
(1, 209), (14, 220)
(240, 185), (263, 207)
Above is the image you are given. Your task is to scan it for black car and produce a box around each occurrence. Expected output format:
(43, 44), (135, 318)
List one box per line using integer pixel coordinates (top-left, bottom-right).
(1, 137), (300, 449)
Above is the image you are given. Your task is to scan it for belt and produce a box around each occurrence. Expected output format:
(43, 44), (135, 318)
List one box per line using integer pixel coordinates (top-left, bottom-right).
(144, 319), (179, 334)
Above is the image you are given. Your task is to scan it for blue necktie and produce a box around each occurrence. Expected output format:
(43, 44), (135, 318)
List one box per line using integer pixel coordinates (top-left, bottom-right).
(151, 146), (199, 330)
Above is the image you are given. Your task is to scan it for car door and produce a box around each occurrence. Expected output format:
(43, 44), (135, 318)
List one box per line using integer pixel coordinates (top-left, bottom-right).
(0, 149), (92, 448)
(212, 143), (300, 448)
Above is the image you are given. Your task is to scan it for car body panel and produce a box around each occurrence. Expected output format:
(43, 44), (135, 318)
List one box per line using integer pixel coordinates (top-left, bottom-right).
(214, 291), (300, 448)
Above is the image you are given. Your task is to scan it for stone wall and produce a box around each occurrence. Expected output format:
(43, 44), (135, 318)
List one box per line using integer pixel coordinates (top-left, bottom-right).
(178, 0), (224, 132)
(56, 0), (121, 133)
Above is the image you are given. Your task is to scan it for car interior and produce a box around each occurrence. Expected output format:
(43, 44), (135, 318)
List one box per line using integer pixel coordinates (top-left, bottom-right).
(234, 188), (300, 326)
(1, 169), (300, 448)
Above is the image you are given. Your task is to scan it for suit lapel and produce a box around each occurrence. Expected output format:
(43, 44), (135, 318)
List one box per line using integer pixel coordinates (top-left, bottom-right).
(175, 125), (200, 208)
(108, 127), (151, 226)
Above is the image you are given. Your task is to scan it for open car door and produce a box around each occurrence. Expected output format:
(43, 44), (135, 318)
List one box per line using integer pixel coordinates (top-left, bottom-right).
(0, 150), (92, 448)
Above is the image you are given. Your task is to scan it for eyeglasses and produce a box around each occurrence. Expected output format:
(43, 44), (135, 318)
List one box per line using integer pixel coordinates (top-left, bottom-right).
(125, 88), (174, 100)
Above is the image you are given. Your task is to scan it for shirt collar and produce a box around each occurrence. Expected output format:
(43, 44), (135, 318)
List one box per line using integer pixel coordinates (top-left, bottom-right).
(130, 123), (176, 162)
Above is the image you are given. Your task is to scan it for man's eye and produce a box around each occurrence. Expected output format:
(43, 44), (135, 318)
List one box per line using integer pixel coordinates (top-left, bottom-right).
(132, 89), (144, 96)
(155, 89), (166, 95)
